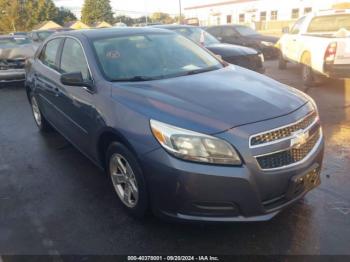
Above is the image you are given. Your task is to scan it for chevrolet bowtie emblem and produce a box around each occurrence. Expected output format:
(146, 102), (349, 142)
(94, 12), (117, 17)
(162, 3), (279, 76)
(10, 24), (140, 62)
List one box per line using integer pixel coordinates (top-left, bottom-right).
(290, 130), (309, 148)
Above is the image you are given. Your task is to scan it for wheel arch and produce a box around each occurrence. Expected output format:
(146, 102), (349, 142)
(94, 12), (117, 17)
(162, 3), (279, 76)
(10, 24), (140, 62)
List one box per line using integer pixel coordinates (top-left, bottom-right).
(96, 127), (139, 170)
(300, 50), (311, 65)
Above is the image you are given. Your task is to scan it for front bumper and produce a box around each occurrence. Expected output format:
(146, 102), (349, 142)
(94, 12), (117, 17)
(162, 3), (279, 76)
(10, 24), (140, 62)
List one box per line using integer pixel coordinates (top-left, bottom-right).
(224, 54), (265, 74)
(260, 46), (279, 59)
(0, 69), (25, 82)
(141, 106), (324, 222)
(142, 139), (324, 222)
(324, 63), (350, 79)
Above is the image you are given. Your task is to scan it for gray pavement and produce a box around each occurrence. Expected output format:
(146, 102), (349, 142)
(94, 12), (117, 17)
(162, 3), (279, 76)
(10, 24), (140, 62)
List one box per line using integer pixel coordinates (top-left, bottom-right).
(0, 60), (349, 255)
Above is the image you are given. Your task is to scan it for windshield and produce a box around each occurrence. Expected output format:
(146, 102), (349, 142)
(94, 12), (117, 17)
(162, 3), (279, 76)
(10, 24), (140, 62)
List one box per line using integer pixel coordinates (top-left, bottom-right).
(92, 33), (223, 81)
(173, 27), (220, 46)
(307, 14), (350, 33)
(234, 26), (259, 36)
(37, 31), (54, 41)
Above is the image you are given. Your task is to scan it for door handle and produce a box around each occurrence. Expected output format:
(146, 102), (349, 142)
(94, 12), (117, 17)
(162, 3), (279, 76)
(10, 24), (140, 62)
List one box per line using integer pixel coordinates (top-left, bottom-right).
(54, 87), (60, 97)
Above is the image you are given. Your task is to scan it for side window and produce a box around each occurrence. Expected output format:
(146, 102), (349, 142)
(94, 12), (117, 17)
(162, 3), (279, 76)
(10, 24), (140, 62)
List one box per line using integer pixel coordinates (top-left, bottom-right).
(290, 17), (306, 34)
(207, 27), (221, 37)
(39, 38), (62, 70)
(60, 38), (90, 81)
(222, 27), (239, 38)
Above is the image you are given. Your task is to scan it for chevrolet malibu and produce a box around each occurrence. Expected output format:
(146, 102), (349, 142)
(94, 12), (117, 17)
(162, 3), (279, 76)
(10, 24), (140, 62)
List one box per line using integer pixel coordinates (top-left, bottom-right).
(25, 28), (324, 222)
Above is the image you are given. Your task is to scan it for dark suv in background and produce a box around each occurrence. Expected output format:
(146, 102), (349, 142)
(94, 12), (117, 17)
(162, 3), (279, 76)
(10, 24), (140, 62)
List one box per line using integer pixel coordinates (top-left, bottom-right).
(154, 25), (265, 73)
(206, 25), (279, 58)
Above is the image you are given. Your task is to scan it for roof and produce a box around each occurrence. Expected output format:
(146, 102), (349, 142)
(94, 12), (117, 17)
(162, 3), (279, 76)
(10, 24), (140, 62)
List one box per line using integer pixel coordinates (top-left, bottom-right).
(184, 0), (257, 10)
(152, 24), (196, 30)
(64, 21), (76, 27)
(60, 27), (174, 40)
(64, 21), (90, 29)
(91, 21), (112, 28)
(33, 20), (62, 30)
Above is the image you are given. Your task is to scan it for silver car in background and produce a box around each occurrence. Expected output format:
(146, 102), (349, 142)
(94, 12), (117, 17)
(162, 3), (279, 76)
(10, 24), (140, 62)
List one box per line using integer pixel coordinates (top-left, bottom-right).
(0, 35), (36, 84)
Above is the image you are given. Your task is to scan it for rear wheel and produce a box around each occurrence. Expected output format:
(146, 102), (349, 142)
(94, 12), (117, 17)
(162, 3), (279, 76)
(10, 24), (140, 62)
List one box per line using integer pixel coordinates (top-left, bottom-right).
(30, 94), (51, 132)
(278, 51), (287, 70)
(106, 142), (148, 218)
(301, 52), (322, 87)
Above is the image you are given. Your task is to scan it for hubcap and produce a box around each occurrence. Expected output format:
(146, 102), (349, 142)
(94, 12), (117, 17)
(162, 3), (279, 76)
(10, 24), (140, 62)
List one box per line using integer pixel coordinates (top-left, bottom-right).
(109, 154), (139, 208)
(31, 96), (42, 126)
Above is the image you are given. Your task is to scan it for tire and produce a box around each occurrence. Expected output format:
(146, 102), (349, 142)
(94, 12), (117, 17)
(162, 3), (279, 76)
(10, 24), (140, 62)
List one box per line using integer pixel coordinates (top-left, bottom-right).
(30, 93), (52, 132)
(278, 51), (287, 70)
(106, 142), (148, 218)
(301, 53), (321, 87)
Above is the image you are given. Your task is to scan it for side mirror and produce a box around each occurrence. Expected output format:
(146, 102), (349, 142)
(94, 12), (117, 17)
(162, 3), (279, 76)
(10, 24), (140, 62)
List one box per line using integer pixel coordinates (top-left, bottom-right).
(282, 27), (290, 34)
(61, 72), (93, 91)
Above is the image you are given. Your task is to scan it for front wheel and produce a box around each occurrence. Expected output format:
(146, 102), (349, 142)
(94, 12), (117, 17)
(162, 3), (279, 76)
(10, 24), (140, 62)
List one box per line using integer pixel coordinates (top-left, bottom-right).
(301, 53), (323, 87)
(106, 142), (148, 218)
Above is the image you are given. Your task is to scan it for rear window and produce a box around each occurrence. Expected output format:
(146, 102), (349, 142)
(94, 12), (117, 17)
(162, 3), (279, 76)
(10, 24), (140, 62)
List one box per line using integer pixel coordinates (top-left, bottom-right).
(307, 14), (350, 33)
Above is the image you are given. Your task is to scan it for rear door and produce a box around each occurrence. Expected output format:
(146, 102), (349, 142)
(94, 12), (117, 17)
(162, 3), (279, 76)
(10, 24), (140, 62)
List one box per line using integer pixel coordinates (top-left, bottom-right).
(34, 38), (64, 126)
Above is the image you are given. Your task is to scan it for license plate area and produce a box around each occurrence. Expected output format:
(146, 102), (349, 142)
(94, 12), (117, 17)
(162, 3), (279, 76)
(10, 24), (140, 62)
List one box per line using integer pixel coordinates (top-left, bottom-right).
(286, 167), (321, 200)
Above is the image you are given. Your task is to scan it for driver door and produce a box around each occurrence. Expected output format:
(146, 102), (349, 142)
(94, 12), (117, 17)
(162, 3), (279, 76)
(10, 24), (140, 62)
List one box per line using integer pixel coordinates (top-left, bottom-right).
(54, 37), (96, 154)
(285, 17), (306, 62)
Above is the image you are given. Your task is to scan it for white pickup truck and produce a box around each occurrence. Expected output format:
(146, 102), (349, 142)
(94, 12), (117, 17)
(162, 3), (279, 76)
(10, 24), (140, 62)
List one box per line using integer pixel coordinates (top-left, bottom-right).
(277, 9), (350, 86)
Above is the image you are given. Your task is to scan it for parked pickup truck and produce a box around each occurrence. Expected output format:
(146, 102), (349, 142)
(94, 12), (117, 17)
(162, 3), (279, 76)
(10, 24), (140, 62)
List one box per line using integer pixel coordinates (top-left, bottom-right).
(277, 9), (350, 86)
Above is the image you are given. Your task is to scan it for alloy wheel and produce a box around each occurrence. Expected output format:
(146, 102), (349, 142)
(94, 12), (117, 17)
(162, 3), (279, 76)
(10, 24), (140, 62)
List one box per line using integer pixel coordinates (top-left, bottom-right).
(109, 153), (139, 208)
(31, 96), (42, 127)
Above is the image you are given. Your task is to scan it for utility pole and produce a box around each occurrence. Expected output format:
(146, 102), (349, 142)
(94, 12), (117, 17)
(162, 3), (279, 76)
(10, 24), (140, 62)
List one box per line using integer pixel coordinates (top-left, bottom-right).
(178, 0), (182, 24)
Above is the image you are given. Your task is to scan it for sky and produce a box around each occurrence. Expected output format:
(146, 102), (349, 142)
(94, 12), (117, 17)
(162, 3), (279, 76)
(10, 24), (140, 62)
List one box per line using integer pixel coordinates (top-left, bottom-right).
(54, 0), (219, 17)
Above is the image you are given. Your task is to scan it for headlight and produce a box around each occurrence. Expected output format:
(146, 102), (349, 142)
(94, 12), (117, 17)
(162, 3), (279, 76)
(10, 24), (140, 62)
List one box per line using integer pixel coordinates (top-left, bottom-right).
(150, 119), (242, 165)
(261, 41), (274, 47)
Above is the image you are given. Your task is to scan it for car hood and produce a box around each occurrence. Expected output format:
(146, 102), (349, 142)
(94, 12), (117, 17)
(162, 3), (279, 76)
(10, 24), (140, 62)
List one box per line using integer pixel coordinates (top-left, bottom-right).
(111, 66), (308, 134)
(0, 44), (36, 60)
(206, 43), (258, 57)
(246, 34), (279, 44)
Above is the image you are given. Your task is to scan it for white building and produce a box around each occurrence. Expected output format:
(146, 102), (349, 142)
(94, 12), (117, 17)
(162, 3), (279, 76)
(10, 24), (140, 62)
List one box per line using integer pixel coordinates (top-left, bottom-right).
(184, 0), (347, 26)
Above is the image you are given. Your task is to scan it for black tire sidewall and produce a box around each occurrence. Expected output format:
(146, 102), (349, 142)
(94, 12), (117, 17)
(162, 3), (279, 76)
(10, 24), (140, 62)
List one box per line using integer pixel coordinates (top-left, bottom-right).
(30, 93), (50, 132)
(106, 142), (148, 218)
(278, 51), (287, 69)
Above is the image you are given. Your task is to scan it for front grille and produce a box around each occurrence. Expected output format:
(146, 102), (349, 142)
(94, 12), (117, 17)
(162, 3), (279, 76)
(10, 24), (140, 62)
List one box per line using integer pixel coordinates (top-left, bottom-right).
(256, 128), (321, 170)
(250, 111), (317, 147)
(0, 59), (25, 70)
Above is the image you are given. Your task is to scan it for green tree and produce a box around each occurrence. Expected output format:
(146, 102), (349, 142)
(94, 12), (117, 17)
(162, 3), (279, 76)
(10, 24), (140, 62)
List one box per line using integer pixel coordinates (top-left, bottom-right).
(151, 12), (174, 24)
(114, 15), (134, 26)
(35, 0), (58, 22)
(0, 0), (23, 32)
(54, 7), (77, 25)
(81, 0), (114, 25)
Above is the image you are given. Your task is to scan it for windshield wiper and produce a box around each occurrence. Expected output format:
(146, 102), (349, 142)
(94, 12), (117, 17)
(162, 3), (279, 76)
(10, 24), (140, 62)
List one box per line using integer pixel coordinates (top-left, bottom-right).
(184, 67), (217, 76)
(111, 76), (157, 82)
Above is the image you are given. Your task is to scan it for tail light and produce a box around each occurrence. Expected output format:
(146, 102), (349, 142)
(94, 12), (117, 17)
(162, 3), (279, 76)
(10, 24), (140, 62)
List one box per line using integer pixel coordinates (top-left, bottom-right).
(324, 42), (337, 63)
